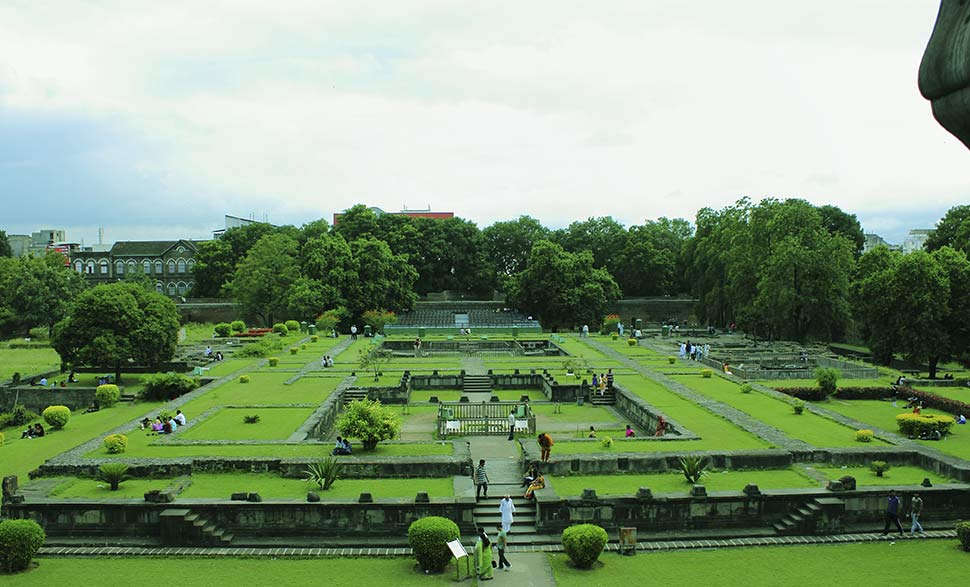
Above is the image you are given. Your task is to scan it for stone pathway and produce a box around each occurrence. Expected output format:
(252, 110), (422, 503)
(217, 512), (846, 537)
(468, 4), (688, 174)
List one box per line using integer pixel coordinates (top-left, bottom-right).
(461, 356), (487, 375)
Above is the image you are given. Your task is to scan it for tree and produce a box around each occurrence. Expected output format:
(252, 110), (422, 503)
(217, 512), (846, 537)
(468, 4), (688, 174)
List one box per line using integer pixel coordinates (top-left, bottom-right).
(615, 218), (692, 297)
(333, 204), (381, 242)
(407, 217), (492, 295)
(552, 216), (628, 278)
(191, 238), (234, 297)
(818, 204), (865, 257)
(51, 282), (180, 381)
(344, 237), (418, 319)
(0, 252), (86, 337)
(0, 230), (11, 257)
(361, 309), (397, 333)
(925, 204), (970, 253)
(336, 398), (400, 449)
(286, 277), (341, 322)
(506, 240), (620, 330)
(227, 233), (301, 326)
(851, 246), (899, 364)
(482, 216), (550, 277)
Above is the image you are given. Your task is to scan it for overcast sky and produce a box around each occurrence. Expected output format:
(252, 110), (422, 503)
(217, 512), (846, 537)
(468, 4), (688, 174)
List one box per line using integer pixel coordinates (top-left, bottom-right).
(1, 1), (966, 246)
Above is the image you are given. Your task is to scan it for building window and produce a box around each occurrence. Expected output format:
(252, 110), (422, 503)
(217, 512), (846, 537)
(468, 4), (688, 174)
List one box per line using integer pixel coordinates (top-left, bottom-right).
(167, 282), (176, 295)
(168, 260), (176, 274)
(155, 282), (163, 293)
(155, 260), (163, 274)
(186, 259), (195, 273)
(115, 261), (124, 275)
(88, 261), (97, 274)
(144, 260), (151, 274)
(127, 260), (136, 274)
(177, 259), (186, 273)
(177, 282), (187, 295)
(99, 260), (108, 274)
(74, 261), (83, 273)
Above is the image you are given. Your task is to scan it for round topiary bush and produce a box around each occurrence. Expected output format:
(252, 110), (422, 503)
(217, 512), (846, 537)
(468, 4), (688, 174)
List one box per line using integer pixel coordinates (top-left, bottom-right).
(273, 322), (288, 334)
(230, 320), (246, 333)
(600, 436), (613, 448)
(740, 383), (754, 394)
(667, 356), (676, 364)
(239, 375), (250, 384)
(311, 335), (319, 342)
(407, 516), (460, 572)
(95, 384), (120, 407)
(285, 320), (300, 333)
(268, 357), (279, 367)
(103, 433), (128, 454)
(856, 429), (874, 443)
(957, 521), (970, 552)
(213, 322), (232, 337)
(701, 369), (713, 378)
(561, 524), (608, 569)
(42, 405), (71, 429)
(626, 338), (636, 346)
(611, 332), (619, 340)
(289, 347), (298, 355)
(0, 518), (46, 573)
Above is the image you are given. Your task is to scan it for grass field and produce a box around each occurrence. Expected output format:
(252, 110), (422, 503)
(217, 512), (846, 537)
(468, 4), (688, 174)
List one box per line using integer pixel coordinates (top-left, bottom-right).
(177, 374), (341, 415)
(531, 403), (621, 424)
(179, 407), (315, 440)
(552, 468), (817, 496)
(807, 465), (956, 487)
(0, 346), (61, 382)
(88, 438), (454, 458)
(548, 540), (968, 586)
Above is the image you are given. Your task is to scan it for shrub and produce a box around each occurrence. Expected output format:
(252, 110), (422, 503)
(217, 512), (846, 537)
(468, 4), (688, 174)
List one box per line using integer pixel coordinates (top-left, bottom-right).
(141, 372), (197, 401)
(701, 369), (712, 378)
(792, 400), (805, 415)
(896, 413), (954, 437)
(834, 387), (892, 400)
(239, 375), (250, 384)
(272, 322), (288, 334)
(408, 516), (460, 572)
(957, 521), (970, 552)
(600, 314), (620, 335)
(102, 433), (128, 454)
(740, 383), (754, 394)
(95, 384), (120, 407)
(678, 455), (707, 483)
(289, 347), (298, 355)
(213, 322), (232, 337)
(315, 308), (347, 333)
(97, 463), (130, 491)
(561, 524), (608, 569)
(600, 436), (613, 448)
(627, 337), (636, 346)
(230, 320), (246, 333)
(0, 431), (4, 446)
(362, 309), (397, 333)
(611, 332), (619, 340)
(285, 319), (301, 333)
(870, 461), (891, 477)
(899, 388), (970, 417)
(243, 414), (260, 424)
(268, 357), (279, 367)
(775, 387), (828, 401)
(667, 356), (676, 364)
(0, 519), (46, 573)
(336, 399), (401, 450)
(814, 367), (839, 397)
(42, 405), (70, 429)
(310, 335), (319, 342)
(305, 457), (343, 490)
(855, 429), (874, 443)
(0, 405), (38, 429)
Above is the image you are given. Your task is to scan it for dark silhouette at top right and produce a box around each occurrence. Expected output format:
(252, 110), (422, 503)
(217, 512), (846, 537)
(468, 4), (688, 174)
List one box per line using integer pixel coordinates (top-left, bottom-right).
(920, 1), (970, 149)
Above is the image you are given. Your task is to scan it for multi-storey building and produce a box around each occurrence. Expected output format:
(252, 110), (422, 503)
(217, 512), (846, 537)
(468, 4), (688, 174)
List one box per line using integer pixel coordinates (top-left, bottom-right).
(70, 240), (199, 297)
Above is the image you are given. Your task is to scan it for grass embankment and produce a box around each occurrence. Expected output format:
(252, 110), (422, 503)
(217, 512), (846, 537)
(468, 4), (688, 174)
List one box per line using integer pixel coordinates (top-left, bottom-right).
(552, 468), (817, 496)
(179, 407), (316, 440)
(0, 346), (61, 382)
(807, 465), (956, 487)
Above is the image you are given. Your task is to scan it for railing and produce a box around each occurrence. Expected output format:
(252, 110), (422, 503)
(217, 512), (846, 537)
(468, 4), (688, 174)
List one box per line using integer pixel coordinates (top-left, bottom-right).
(437, 401), (536, 436)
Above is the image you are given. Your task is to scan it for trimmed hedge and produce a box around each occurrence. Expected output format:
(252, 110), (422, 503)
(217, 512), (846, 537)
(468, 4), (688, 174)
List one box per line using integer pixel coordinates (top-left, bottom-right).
(285, 320), (301, 332)
(957, 521), (970, 552)
(562, 524), (608, 568)
(239, 375), (250, 384)
(103, 433), (128, 454)
(272, 322), (288, 334)
(141, 372), (197, 401)
(214, 322), (232, 337)
(407, 516), (460, 572)
(701, 369), (712, 378)
(855, 429), (874, 443)
(904, 388), (970, 417)
(0, 519), (46, 573)
(289, 347), (298, 355)
(268, 357), (279, 367)
(230, 320), (246, 333)
(0, 431), (4, 446)
(774, 386), (890, 402)
(42, 405), (70, 429)
(896, 413), (954, 437)
(95, 384), (120, 407)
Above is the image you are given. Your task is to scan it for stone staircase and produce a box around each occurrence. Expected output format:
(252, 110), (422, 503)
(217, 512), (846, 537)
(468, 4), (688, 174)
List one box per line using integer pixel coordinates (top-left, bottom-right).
(341, 389), (368, 406)
(159, 509), (234, 546)
(463, 375), (492, 394)
(589, 388), (616, 405)
(473, 495), (542, 545)
(773, 497), (846, 535)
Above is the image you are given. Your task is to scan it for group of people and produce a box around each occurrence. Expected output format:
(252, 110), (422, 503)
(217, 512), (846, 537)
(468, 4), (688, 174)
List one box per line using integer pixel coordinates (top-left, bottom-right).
(590, 369), (614, 395)
(319, 355), (334, 368)
(678, 341), (709, 361)
(204, 346), (225, 361)
(140, 409), (187, 435)
(473, 523), (512, 580)
(522, 462), (545, 499)
(459, 328), (473, 335)
(882, 490), (927, 536)
(331, 436), (353, 455)
(20, 422), (45, 439)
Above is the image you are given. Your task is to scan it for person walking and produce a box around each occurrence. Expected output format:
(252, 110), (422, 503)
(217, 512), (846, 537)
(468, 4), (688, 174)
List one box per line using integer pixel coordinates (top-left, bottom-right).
(882, 490), (903, 536)
(474, 528), (494, 580)
(475, 459), (489, 501)
(507, 409), (516, 441)
(606, 368), (614, 390)
(910, 495), (925, 535)
(495, 524), (511, 571)
(350, 325), (358, 340)
(499, 495), (515, 532)
(537, 433), (553, 462)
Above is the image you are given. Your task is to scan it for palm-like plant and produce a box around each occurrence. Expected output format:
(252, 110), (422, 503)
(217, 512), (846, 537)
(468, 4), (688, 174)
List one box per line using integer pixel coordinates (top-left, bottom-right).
(678, 456), (708, 484)
(305, 457), (343, 490)
(97, 463), (130, 491)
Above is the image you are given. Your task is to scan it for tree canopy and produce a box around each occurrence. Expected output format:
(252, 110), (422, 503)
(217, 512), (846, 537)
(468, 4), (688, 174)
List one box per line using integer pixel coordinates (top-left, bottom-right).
(0, 253), (86, 338)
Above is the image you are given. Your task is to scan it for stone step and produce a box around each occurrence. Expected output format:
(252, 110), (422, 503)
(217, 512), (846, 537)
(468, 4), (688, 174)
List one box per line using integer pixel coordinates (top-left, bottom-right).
(474, 507), (536, 516)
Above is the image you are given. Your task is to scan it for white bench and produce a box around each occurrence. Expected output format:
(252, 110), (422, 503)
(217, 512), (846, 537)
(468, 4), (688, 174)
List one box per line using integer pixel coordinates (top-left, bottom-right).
(514, 419), (529, 432)
(445, 420), (462, 434)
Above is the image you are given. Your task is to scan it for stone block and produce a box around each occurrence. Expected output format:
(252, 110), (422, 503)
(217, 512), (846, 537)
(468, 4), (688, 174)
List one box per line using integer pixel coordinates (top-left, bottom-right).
(2, 475), (18, 501)
(742, 484), (761, 497)
(690, 485), (707, 497)
(922, 478), (933, 487)
(247, 493), (262, 502)
(838, 476), (856, 491)
(581, 488), (598, 501)
(144, 490), (174, 503)
(636, 487), (653, 501)
(231, 492), (249, 501)
(359, 492), (373, 503)
(415, 492), (430, 503)
(826, 480), (845, 492)
(307, 492), (320, 502)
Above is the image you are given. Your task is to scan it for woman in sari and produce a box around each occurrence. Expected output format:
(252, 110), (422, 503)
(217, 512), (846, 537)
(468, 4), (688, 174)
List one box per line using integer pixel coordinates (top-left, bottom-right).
(474, 528), (494, 580)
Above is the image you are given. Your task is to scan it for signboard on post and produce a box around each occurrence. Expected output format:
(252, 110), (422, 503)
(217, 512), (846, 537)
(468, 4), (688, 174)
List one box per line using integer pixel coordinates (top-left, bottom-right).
(447, 539), (471, 581)
(619, 527), (637, 555)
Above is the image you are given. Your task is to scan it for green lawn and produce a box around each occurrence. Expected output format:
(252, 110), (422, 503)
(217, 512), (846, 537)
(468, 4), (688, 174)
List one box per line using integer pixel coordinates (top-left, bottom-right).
(808, 465), (956, 487)
(671, 374), (886, 447)
(0, 346), (61, 382)
(532, 403), (622, 424)
(409, 390), (462, 402)
(821, 399), (970, 460)
(202, 358), (253, 377)
(88, 439), (454, 459)
(915, 386), (970, 403)
(492, 389), (546, 401)
(179, 407), (315, 440)
(763, 378), (890, 389)
(3, 557), (467, 586)
(177, 375), (340, 415)
(179, 473), (454, 499)
(50, 477), (172, 499)
(555, 438), (752, 454)
(552, 468), (817, 496)
(0, 400), (164, 480)
(549, 540), (968, 586)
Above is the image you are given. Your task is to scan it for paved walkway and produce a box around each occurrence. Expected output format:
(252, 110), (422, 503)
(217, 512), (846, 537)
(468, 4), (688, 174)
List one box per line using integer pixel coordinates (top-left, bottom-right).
(461, 356), (487, 375)
(468, 435), (522, 486)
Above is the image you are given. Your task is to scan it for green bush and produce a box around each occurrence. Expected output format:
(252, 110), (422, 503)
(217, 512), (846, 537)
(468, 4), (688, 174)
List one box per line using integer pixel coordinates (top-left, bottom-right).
(611, 332), (619, 340)
(310, 335), (319, 342)
(243, 414), (260, 424)
(230, 320), (246, 333)
(870, 460), (891, 477)
(0, 405), (38, 429)
(213, 322), (232, 337)
(792, 400), (805, 415)
(600, 314), (620, 335)
(896, 413), (954, 437)
(814, 367), (839, 397)
(272, 322), (288, 334)
(626, 338), (636, 346)
(97, 463), (130, 491)
(42, 405), (70, 429)
(95, 384), (120, 407)
(407, 516), (460, 572)
(740, 383), (754, 394)
(289, 347), (298, 355)
(855, 429), (874, 443)
(268, 357), (279, 367)
(561, 524), (608, 569)
(102, 433), (128, 454)
(315, 308), (347, 333)
(305, 457), (343, 490)
(336, 399), (401, 450)
(0, 431), (4, 446)
(667, 356), (676, 364)
(678, 455), (707, 483)
(701, 369), (713, 378)
(957, 521), (970, 552)
(239, 375), (250, 384)
(285, 320), (300, 332)
(300, 343), (307, 350)
(0, 519), (46, 573)
(600, 436), (613, 448)
(140, 372), (197, 401)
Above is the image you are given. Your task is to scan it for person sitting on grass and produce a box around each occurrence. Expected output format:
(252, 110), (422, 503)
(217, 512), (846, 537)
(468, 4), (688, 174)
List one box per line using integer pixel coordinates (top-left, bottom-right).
(625, 424), (635, 438)
(655, 416), (667, 437)
(332, 436), (352, 455)
(175, 410), (187, 426)
(150, 417), (164, 434)
(139, 418), (152, 430)
(587, 426), (596, 438)
(918, 428), (942, 441)
(522, 463), (539, 488)
(162, 419), (173, 434)
(524, 472), (545, 499)
(33, 423), (45, 437)
(958, 414), (967, 425)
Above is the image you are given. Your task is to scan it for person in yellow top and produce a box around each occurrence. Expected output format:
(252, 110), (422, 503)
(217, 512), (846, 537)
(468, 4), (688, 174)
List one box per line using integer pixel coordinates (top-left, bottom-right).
(474, 528), (494, 580)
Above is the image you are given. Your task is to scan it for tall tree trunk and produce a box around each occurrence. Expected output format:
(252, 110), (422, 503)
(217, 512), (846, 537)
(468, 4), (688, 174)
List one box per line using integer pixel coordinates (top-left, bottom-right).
(115, 360), (122, 384)
(928, 356), (939, 380)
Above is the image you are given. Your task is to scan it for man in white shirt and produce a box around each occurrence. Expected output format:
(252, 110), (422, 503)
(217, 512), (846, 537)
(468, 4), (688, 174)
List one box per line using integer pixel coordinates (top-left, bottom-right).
(350, 325), (358, 340)
(507, 409), (516, 441)
(175, 410), (187, 426)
